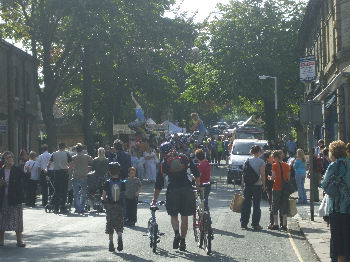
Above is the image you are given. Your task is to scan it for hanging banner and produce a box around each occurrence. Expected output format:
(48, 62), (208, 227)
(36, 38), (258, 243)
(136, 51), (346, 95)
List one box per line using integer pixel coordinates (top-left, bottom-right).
(300, 56), (316, 82)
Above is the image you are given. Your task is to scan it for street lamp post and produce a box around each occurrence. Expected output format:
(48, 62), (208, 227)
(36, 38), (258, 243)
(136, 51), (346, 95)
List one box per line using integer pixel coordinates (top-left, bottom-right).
(259, 75), (278, 140)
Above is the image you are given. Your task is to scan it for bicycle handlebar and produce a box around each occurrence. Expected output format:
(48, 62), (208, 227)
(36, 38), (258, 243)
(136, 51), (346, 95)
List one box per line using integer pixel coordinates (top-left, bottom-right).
(200, 181), (217, 188)
(138, 200), (166, 206)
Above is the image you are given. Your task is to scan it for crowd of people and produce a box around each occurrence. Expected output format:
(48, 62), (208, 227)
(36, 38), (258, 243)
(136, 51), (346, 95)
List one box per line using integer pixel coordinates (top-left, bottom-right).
(0, 116), (349, 261)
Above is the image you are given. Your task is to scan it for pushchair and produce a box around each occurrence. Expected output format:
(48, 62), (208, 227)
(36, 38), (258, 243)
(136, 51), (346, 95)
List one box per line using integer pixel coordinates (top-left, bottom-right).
(85, 172), (105, 213)
(45, 172), (72, 213)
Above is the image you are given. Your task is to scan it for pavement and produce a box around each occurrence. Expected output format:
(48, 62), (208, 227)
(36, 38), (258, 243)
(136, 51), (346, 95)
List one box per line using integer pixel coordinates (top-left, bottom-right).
(292, 178), (331, 262)
(0, 165), (323, 261)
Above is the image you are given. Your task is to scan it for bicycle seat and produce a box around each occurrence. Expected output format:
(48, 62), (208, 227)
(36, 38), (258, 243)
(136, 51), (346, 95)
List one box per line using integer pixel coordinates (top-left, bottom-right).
(150, 206), (159, 211)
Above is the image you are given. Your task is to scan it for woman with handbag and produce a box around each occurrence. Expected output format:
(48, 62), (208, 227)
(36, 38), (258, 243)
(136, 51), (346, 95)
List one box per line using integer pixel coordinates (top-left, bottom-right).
(0, 151), (26, 247)
(321, 140), (350, 262)
(269, 150), (291, 231)
(24, 151), (40, 207)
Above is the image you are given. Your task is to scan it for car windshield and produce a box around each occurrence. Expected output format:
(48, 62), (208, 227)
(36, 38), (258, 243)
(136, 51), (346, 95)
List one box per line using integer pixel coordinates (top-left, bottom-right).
(232, 142), (266, 155)
(237, 133), (257, 139)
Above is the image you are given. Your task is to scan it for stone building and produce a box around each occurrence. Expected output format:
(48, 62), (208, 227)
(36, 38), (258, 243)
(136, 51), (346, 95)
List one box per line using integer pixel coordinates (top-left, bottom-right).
(0, 40), (40, 158)
(298, 0), (350, 144)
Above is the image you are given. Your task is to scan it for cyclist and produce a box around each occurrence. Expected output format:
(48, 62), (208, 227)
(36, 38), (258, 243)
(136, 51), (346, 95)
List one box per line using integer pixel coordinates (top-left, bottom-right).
(152, 142), (200, 251)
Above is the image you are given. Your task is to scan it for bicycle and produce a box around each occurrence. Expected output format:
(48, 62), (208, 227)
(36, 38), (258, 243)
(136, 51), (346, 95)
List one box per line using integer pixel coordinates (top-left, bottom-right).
(193, 181), (216, 255)
(139, 200), (165, 253)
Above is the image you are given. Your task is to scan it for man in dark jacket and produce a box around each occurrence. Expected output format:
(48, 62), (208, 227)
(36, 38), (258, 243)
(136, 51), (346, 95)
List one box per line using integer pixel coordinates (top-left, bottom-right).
(112, 140), (131, 180)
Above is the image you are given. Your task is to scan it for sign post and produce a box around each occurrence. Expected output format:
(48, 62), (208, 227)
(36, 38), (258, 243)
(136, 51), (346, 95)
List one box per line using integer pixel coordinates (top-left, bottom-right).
(300, 101), (322, 221)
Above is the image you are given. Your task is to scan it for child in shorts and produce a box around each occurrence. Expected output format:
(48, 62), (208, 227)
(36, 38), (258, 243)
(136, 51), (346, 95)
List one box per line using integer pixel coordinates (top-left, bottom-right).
(125, 167), (142, 226)
(102, 162), (125, 252)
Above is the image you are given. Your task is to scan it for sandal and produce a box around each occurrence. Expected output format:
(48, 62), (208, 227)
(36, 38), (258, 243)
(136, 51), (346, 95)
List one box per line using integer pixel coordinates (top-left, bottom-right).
(16, 242), (26, 248)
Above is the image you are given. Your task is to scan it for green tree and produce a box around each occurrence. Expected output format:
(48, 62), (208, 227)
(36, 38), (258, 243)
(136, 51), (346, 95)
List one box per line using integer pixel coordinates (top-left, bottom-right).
(184, 0), (305, 140)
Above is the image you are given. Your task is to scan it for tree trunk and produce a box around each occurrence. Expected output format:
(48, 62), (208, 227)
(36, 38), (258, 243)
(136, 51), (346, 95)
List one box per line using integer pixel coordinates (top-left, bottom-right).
(82, 45), (94, 155)
(41, 95), (57, 152)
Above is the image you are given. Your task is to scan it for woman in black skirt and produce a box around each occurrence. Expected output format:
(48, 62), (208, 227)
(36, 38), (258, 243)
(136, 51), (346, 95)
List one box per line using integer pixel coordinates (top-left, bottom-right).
(0, 151), (26, 247)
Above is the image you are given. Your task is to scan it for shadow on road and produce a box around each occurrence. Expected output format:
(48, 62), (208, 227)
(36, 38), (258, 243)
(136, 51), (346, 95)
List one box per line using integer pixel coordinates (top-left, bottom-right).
(115, 252), (153, 262)
(213, 228), (245, 238)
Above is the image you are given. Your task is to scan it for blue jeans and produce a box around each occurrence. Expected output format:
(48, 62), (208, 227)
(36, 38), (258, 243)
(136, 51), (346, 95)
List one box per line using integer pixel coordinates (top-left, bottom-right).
(73, 177), (87, 212)
(295, 173), (307, 203)
(241, 185), (262, 227)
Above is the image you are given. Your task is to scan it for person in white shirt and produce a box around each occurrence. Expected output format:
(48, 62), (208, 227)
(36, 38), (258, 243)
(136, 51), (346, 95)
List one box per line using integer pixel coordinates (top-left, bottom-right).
(144, 147), (157, 182)
(24, 151), (39, 207)
(37, 144), (52, 207)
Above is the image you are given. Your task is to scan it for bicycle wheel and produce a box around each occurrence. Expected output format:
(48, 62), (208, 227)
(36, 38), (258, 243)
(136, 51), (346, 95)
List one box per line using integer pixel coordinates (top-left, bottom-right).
(148, 219), (153, 248)
(152, 224), (158, 253)
(193, 209), (200, 243)
(202, 214), (212, 255)
(199, 213), (204, 248)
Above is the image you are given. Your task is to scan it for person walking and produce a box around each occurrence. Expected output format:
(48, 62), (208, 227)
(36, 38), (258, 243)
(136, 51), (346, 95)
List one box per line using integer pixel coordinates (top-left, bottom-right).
(270, 150), (291, 231)
(71, 143), (93, 213)
(240, 145), (265, 230)
(24, 151), (40, 207)
(124, 167), (142, 226)
(37, 144), (53, 207)
(293, 149), (307, 204)
(0, 151), (26, 247)
(321, 140), (350, 262)
(286, 138), (297, 158)
(217, 137), (224, 163)
(92, 147), (109, 185)
(152, 142), (200, 251)
(144, 146), (157, 183)
(47, 142), (72, 213)
(102, 162), (125, 252)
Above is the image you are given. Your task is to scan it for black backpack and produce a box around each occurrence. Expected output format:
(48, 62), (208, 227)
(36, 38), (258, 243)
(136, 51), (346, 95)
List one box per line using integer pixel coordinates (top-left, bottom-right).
(243, 159), (260, 185)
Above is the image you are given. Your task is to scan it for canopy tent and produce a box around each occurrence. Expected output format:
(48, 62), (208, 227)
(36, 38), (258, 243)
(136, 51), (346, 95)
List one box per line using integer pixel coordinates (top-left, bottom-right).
(162, 120), (186, 134)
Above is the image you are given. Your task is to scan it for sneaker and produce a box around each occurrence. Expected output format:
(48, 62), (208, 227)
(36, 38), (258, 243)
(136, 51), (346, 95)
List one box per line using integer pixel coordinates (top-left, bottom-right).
(109, 242), (115, 252)
(117, 239), (123, 251)
(280, 226), (288, 231)
(253, 225), (263, 231)
(173, 234), (181, 249)
(267, 224), (274, 230)
(241, 225), (248, 230)
(270, 225), (279, 230)
(179, 238), (186, 251)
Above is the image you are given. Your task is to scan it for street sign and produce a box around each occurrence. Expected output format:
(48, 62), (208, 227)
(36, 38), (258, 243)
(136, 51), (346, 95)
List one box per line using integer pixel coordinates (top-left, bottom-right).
(300, 101), (322, 125)
(300, 56), (316, 82)
(0, 120), (7, 134)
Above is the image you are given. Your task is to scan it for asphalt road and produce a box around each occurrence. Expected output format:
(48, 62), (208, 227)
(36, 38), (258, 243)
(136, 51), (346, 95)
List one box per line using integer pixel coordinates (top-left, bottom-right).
(0, 167), (319, 262)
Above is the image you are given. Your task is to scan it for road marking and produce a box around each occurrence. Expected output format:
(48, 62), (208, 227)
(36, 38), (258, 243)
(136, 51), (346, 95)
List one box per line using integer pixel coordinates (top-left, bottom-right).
(288, 230), (305, 262)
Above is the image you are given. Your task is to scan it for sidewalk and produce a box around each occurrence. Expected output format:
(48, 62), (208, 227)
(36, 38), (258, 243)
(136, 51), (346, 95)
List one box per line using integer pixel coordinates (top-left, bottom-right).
(292, 178), (331, 262)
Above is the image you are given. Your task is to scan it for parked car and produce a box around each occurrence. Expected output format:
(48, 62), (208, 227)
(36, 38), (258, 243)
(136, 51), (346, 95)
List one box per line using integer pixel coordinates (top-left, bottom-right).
(227, 139), (268, 184)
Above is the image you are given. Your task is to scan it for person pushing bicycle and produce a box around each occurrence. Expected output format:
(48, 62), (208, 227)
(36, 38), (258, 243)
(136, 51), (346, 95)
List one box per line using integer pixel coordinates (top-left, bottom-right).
(152, 142), (200, 251)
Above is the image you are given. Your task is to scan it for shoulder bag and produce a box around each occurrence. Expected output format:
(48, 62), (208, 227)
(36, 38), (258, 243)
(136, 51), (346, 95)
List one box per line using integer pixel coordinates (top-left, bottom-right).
(279, 162), (295, 195)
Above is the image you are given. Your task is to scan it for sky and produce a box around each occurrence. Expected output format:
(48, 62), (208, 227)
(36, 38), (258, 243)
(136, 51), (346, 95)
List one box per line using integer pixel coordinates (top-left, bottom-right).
(165, 0), (231, 22)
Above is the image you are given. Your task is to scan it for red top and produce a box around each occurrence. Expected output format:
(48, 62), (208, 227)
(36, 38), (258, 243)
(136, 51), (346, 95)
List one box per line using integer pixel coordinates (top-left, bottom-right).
(197, 159), (211, 184)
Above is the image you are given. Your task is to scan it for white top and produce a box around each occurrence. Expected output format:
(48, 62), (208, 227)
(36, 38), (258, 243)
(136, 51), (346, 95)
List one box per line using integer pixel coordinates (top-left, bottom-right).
(37, 151), (52, 170)
(24, 160), (40, 180)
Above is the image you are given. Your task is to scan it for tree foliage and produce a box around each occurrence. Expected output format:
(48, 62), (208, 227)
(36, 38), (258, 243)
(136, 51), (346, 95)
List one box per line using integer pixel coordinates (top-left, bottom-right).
(183, 0), (306, 139)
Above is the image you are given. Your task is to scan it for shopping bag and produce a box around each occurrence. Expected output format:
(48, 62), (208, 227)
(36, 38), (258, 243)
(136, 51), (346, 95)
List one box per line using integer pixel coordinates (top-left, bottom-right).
(318, 194), (329, 217)
(288, 198), (297, 217)
(230, 193), (245, 213)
